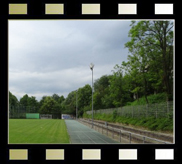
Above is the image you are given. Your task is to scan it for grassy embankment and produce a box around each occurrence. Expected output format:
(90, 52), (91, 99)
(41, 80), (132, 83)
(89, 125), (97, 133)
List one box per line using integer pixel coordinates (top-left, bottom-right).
(83, 93), (173, 132)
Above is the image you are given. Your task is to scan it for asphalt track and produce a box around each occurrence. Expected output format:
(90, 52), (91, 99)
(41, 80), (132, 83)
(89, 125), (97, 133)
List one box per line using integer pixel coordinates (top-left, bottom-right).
(65, 120), (118, 144)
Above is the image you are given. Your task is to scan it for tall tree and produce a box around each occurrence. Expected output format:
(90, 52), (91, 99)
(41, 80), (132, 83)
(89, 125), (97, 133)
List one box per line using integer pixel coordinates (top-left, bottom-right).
(58, 95), (65, 104)
(38, 96), (47, 108)
(77, 84), (92, 116)
(19, 94), (39, 112)
(62, 91), (77, 115)
(125, 20), (173, 101)
(9, 91), (19, 107)
(28, 96), (38, 112)
(39, 96), (58, 114)
(109, 64), (124, 107)
(19, 94), (29, 107)
(93, 75), (110, 109)
(52, 94), (60, 102)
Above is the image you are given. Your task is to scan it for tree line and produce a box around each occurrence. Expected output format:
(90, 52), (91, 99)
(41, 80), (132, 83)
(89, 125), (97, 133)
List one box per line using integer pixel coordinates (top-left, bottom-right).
(9, 20), (173, 118)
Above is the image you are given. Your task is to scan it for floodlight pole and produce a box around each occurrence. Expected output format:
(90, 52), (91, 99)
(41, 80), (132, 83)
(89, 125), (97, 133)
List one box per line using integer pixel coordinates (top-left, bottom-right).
(76, 90), (78, 120)
(92, 68), (93, 128)
(90, 63), (94, 128)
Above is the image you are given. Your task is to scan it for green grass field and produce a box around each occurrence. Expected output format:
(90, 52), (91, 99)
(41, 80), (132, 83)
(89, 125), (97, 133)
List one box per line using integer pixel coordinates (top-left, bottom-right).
(9, 119), (70, 144)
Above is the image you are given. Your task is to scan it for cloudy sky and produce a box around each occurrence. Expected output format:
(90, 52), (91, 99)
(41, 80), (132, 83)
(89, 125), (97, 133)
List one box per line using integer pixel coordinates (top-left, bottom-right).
(9, 20), (131, 101)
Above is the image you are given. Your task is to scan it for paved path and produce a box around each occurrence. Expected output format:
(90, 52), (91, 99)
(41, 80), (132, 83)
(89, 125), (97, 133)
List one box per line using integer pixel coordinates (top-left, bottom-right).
(65, 120), (118, 144)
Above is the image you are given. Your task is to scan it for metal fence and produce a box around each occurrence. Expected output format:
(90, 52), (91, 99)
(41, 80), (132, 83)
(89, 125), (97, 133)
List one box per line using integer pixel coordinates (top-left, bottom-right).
(79, 119), (172, 144)
(9, 105), (39, 118)
(86, 101), (173, 118)
(9, 105), (62, 119)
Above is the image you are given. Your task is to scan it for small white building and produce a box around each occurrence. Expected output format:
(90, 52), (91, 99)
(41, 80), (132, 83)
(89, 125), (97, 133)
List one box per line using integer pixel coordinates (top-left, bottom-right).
(61, 114), (72, 119)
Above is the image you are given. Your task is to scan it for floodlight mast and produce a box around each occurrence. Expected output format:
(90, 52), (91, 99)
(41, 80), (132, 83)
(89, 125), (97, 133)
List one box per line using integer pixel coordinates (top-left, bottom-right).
(90, 63), (94, 128)
(90, 63), (94, 70)
(76, 90), (78, 120)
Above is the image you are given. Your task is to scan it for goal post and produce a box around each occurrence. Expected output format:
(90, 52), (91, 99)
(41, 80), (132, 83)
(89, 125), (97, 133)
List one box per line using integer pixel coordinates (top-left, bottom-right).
(40, 114), (52, 119)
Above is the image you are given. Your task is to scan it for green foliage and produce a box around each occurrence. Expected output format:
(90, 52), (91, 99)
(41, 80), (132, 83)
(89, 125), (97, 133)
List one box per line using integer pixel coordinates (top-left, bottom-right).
(77, 84), (92, 117)
(9, 21), (174, 120)
(83, 112), (89, 118)
(93, 75), (112, 109)
(51, 93), (60, 102)
(125, 21), (173, 101)
(39, 96), (59, 114)
(166, 112), (173, 120)
(109, 65), (123, 107)
(58, 95), (65, 104)
(83, 105), (91, 112)
(39, 96), (47, 108)
(129, 93), (167, 106)
(9, 91), (19, 107)
(62, 91), (76, 115)
(19, 94), (29, 106)
(83, 113), (173, 132)
(19, 94), (39, 113)
(112, 110), (118, 121)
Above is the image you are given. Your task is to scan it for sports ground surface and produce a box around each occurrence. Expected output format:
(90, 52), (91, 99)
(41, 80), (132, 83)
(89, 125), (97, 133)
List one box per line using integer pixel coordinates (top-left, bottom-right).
(65, 120), (118, 144)
(9, 119), (117, 144)
(9, 119), (69, 144)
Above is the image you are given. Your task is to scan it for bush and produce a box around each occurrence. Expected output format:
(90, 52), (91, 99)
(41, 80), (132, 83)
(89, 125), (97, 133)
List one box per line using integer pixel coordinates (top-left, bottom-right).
(112, 110), (118, 121)
(156, 118), (173, 131)
(130, 93), (168, 106)
(82, 113), (173, 132)
(125, 102), (132, 106)
(166, 112), (173, 119)
(149, 123), (159, 131)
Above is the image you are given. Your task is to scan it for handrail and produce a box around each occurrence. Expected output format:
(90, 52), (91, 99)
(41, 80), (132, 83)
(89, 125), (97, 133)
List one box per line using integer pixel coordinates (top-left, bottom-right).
(79, 118), (172, 144)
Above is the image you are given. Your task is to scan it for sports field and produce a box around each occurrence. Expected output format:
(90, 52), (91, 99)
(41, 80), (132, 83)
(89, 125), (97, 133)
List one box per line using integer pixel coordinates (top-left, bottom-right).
(9, 119), (70, 144)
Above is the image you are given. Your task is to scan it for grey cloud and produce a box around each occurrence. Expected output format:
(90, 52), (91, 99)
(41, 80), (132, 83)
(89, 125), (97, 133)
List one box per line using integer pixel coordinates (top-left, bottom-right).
(9, 20), (132, 101)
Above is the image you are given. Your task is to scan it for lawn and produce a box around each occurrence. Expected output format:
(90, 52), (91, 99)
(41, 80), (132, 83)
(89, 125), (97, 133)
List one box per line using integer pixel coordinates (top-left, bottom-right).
(9, 119), (70, 144)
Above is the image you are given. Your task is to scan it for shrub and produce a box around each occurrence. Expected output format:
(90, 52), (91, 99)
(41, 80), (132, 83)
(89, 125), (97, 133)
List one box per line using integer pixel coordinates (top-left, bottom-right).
(112, 110), (118, 122)
(82, 113), (173, 132)
(149, 123), (159, 131)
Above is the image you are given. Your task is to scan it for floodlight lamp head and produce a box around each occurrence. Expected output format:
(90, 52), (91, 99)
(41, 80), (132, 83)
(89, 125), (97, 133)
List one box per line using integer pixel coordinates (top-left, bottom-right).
(90, 63), (94, 70)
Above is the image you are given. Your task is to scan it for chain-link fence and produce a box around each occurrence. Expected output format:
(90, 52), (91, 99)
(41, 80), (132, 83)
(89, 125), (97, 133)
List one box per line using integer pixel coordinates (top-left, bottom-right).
(9, 105), (39, 118)
(86, 101), (173, 118)
(9, 105), (62, 119)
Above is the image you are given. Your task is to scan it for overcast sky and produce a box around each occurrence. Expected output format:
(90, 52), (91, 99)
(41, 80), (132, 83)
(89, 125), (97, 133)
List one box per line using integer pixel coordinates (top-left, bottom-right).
(9, 20), (131, 101)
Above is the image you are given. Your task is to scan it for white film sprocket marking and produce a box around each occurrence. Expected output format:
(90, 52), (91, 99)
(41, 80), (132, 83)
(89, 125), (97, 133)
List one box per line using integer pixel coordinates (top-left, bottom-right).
(45, 4), (64, 15)
(155, 4), (173, 14)
(46, 149), (64, 160)
(9, 149), (28, 160)
(119, 149), (137, 160)
(82, 149), (101, 160)
(118, 4), (137, 14)
(155, 149), (174, 160)
(82, 4), (100, 14)
(9, 4), (28, 15)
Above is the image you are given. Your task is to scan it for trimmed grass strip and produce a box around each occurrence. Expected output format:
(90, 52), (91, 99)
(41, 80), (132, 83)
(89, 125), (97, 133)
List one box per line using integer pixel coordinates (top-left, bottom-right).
(9, 119), (70, 144)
